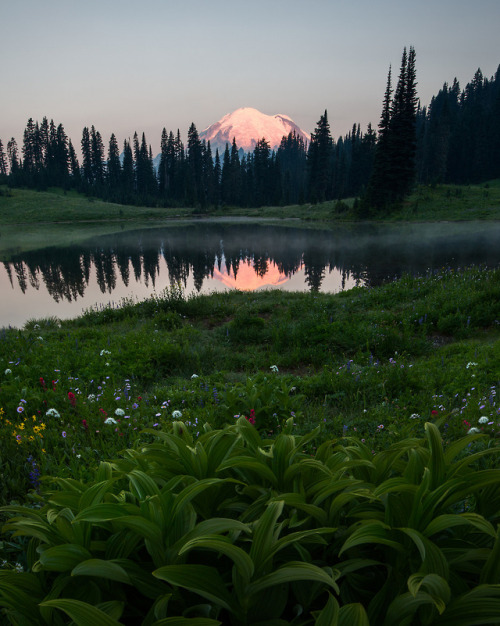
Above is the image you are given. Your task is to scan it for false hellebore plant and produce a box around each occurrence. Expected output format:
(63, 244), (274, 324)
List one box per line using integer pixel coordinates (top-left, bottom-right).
(1, 419), (500, 624)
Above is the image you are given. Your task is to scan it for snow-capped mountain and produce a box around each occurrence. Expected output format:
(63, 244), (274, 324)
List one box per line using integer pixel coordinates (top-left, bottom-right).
(199, 107), (310, 155)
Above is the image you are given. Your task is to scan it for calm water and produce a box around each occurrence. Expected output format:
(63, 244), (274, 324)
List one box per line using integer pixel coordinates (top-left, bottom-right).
(2, 220), (500, 328)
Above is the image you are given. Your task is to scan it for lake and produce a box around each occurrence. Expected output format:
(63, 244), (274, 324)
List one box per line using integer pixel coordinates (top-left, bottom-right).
(2, 219), (500, 328)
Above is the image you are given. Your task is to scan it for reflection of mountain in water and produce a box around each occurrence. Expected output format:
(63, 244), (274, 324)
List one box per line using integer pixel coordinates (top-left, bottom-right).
(3, 222), (500, 303)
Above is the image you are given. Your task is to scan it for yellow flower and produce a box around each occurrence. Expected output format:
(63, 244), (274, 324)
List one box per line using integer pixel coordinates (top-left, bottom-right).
(19, 423), (25, 430)
(41, 449), (46, 454)
(32, 415), (36, 421)
(40, 423), (46, 430)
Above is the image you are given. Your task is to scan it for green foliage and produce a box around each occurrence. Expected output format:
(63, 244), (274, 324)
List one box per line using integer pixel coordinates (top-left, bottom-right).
(2, 420), (500, 624)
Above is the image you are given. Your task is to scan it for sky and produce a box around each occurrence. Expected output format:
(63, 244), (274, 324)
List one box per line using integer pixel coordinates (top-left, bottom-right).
(1, 0), (499, 157)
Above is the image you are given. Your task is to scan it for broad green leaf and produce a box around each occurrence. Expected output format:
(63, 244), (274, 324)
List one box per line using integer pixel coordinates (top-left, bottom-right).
(248, 561), (339, 596)
(78, 479), (117, 510)
(384, 591), (442, 626)
(38, 543), (92, 572)
(437, 585), (500, 625)
(399, 527), (449, 578)
(339, 522), (404, 556)
(313, 593), (339, 626)
(171, 478), (226, 519)
(424, 513), (496, 539)
(73, 502), (138, 522)
(178, 536), (254, 581)
(480, 526), (500, 584)
(407, 573), (450, 612)
(128, 469), (161, 500)
(153, 565), (236, 613)
(71, 558), (132, 583)
(39, 599), (122, 626)
(425, 422), (446, 491)
(249, 501), (284, 572)
(268, 492), (328, 525)
(217, 456), (278, 487)
(338, 603), (370, 626)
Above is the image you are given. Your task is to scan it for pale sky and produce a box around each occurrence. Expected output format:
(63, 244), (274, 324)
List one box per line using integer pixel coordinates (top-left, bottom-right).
(1, 0), (499, 157)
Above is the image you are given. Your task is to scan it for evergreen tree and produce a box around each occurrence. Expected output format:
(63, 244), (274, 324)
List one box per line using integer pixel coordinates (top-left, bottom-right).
(107, 133), (121, 195)
(7, 138), (20, 176)
(363, 47), (418, 214)
(68, 140), (80, 184)
(81, 127), (93, 187)
(307, 110), (333, 203)
(187, 122), (204, 206)
(121, 139), (135, 200)
(90, 126), (105, 188)
(0, 139), (7, 178)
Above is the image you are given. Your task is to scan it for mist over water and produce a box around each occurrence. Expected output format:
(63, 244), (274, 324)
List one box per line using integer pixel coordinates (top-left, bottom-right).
(2, 220), (500, 328)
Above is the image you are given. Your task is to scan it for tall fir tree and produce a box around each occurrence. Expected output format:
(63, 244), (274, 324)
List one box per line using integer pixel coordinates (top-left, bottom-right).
(307, 110), (333, 203)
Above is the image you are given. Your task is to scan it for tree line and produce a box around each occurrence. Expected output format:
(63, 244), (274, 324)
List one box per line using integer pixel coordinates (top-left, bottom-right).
(0, 49), (498, 214)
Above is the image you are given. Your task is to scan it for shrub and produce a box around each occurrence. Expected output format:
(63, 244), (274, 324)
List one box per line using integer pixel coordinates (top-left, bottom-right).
(2, 420), (500, 624)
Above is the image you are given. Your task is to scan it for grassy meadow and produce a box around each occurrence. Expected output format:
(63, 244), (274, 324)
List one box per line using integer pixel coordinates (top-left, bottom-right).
(1, 183), (500, 624)
(0, 261), (500, 623)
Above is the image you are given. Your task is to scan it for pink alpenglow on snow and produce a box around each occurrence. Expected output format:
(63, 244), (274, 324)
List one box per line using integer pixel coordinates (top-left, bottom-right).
(199, 107), (310, 154)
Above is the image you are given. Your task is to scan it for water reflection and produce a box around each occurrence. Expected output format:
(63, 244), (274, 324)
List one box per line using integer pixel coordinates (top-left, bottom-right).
(2, 220), (500, 328)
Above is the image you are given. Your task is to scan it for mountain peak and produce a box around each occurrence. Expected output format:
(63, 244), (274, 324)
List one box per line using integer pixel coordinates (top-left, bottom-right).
(200, 107), (310, 154)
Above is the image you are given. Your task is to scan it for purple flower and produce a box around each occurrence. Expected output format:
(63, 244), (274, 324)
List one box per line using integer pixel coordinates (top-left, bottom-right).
(62, 431), (67, 438)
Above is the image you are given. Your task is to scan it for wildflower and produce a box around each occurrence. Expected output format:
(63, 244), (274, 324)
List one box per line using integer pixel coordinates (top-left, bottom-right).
(191, 374), (199, 379)
(46, 408), (61, 419)
(115, 408), (125, 417)
(270, 365), (279, 373)
(100, 349), (111, 356)
(87, 394), (96, 402)
(478, 416), (489, 424)
(466, 362), (478, 369)
(17, 406), (24, 414)
(467, 427), (481, 434)
(172, 410), (182, 419)
(410, 413), (420, 419)
(431, 410), (439, 416)
(104, 417), (118, 425)
(378, 424), (384, 430)
(68, 392), (76, 407)
(81, 419), (88, 430)
(5, 369), (12, 375)
(62, 431), (67, 438)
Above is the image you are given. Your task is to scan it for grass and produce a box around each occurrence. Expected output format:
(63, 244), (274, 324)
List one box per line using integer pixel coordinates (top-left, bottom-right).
(0, 265), (499, 506)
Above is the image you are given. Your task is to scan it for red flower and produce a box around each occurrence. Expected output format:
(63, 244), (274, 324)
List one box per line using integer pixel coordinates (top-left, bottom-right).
(431, 410), (439, 415)
(99, 408), (107, 416)
(40, 377), (47, 390)
(68, 392), (76, 407)
(52, 380), (57, 391)
(81, 419), (88, 430)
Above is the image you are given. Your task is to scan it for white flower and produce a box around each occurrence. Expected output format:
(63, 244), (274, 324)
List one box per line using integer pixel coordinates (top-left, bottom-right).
(409, 413), (420, 419)
(478, 416), (489, 424)
(104, 417), (118, 425)
(172, 410), (183, 419)
(46, 408), (61, 419)
(467, 427), (481, 434)
(115, 408), (125, 417)
(87, 394), (96, 402)
(270, 365), (279, 373)
(33, 324), (40, 330)
(191, 374), (199, 379)
(37, 336), (43, 341)
(100, 349), (111, 357)
(4, 369), (12, 375)
(466, 362), (478, 369)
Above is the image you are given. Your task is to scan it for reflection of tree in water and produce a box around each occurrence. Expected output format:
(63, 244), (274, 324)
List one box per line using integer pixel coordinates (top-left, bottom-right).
(3, 222), (500, 303)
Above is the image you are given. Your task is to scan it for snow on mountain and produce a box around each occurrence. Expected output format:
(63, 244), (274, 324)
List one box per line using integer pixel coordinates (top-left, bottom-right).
(199, 107), (310, 155)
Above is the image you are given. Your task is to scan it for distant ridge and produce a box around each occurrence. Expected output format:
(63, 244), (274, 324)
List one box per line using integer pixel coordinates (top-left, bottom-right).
(199, 107), (310, 154)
